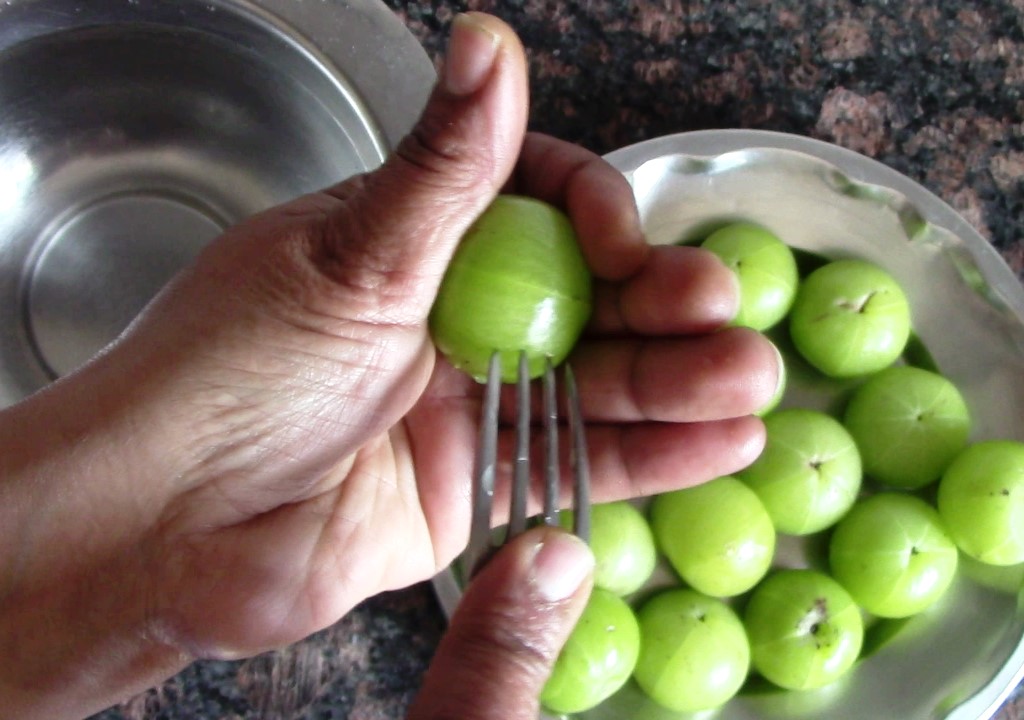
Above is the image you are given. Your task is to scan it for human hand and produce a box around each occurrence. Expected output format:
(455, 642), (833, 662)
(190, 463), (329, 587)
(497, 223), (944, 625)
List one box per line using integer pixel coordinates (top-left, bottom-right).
(408, 526), (595, 720)
(0, 12), (779, 719)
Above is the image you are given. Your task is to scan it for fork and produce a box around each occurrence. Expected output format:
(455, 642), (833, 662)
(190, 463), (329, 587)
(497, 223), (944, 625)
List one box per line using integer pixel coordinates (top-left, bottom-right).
(466, 350), (591, 577)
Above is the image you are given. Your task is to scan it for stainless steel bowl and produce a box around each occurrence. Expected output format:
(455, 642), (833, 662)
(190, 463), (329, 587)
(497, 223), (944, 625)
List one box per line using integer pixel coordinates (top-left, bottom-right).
(601, 130), (1024, 720)
(433, 129), (1024, 720)
(0, 0), (434, 405)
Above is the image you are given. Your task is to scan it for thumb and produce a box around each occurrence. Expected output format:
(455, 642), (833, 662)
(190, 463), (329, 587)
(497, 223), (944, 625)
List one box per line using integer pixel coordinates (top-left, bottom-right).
(320, 12), (529, 316)
(409, 527), (594, 720)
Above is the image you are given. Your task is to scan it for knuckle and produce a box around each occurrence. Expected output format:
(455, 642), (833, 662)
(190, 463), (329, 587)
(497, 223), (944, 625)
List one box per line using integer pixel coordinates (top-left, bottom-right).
(312, 198), (433, 322)
(394, 100), (497, 193)
(448, 604), (560, 680)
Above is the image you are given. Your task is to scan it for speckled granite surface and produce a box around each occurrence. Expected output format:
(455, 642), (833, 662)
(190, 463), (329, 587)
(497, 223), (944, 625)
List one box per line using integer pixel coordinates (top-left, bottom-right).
(90, 0), (1023, 718)
(396, 0), (1023, 260)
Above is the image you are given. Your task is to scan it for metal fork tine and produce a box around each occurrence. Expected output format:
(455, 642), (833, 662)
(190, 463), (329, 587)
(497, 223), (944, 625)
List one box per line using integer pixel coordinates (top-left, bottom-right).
(565, 364), (591, 544)
(541, 357), (560, 527)
(468, 352), (591, 578)
(506, 350), (531, 539)
(467, 351), (501, 575)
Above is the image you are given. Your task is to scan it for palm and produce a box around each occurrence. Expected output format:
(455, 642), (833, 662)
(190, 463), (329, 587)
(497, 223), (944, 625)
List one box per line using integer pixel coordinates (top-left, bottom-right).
(148, 338), (481, 660)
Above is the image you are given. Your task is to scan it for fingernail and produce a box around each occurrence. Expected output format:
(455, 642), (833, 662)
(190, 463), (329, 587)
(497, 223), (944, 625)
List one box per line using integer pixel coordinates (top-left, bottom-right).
(531, 531), (595, 602)
(772, 342), (787, 398)
(723, 260), (743, 322)
(703, 249), (742, 323)
(443, 13), (501, 96)
(757, 341), (787, 416)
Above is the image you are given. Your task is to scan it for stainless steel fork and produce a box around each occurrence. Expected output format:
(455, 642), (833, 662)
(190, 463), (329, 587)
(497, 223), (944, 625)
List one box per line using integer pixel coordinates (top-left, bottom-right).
(466, 350), (591, 576)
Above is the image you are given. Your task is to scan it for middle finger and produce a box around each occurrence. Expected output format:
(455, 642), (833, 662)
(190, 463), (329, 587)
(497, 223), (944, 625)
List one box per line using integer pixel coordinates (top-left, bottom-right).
(571, 327), (781, 423)
(589, 243), (741, 336)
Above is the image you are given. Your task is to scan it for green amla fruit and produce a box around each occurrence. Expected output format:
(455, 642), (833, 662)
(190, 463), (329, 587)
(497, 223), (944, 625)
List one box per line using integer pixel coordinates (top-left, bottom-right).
(430, 195), (593, 382)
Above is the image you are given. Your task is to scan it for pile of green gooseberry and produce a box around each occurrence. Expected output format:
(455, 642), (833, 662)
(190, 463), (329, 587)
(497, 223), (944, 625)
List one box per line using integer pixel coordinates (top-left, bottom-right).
(534, 222), (1024, 717)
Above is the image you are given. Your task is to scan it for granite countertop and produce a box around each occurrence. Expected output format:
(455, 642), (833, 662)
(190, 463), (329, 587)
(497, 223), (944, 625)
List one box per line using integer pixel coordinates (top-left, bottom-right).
(92, 0), (1023, 718)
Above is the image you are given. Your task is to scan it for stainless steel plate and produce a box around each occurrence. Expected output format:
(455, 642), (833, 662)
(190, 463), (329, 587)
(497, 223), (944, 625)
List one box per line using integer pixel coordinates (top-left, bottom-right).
(433, 129), (1024, 720)
(0, 0), (434, 406)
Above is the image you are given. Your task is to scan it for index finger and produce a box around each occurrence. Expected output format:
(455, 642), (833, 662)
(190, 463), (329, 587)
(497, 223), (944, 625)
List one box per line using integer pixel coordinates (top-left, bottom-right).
(507, 132), (648, 282)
